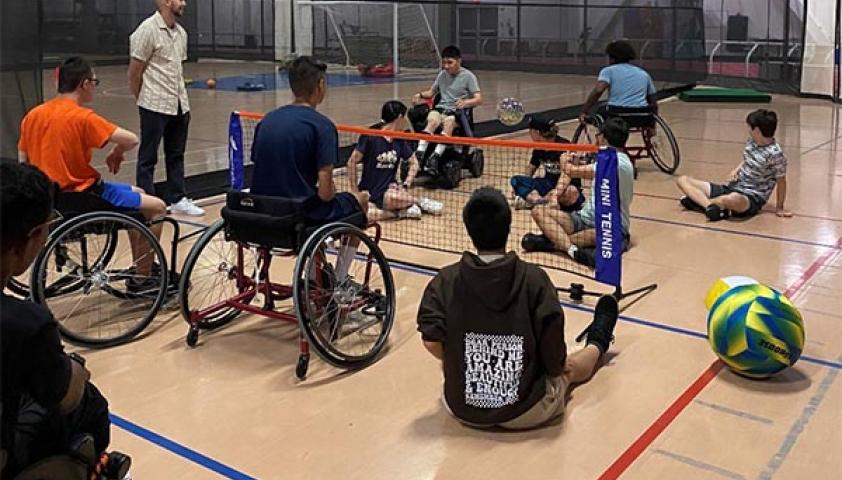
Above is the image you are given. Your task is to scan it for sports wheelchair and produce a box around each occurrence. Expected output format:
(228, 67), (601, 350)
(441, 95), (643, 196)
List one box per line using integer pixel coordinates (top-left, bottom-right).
(178, 191), (396, 379)
(7, 191), (190, 347)
(573, 105), (680, 177)
(406, 101), (485, 190)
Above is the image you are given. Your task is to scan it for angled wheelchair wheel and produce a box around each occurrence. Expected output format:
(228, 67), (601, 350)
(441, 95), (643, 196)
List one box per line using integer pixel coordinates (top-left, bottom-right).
(179, 219), (258, 330)
(293, 223), (395, 370)
(648, 114), (680, 174)
(31, 212), (167, 347)
(468, 149), (484, 178)
(572, 115), (603, 144)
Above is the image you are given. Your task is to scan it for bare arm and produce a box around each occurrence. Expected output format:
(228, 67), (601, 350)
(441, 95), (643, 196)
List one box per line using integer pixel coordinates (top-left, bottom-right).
(56, 359), (90, 415)
(18, 151), (28, 164)
(580, 81), (610, 121)
(412, 88), (436, 105)
(347, 150), (363, 193)
(647, 94), (659, 115)
(457, 91), (483, 109)
(317, 165), (337, 202)
(775, 176), (791, 217)
(104, 128), (139, 175)
(563, 162), (595, 180)
(526, 164), (538, 177)
(423, 340), (444, 360)
(728, 162), (743, 182)
(404, 154), (420, 187)
(127, 58), (147, 100)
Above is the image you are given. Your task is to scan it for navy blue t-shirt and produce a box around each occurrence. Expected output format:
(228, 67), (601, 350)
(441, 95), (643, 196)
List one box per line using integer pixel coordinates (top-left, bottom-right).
(356, 135), (413, 201)
(529, 136), (581, 189)
(250, 105), (339, 203)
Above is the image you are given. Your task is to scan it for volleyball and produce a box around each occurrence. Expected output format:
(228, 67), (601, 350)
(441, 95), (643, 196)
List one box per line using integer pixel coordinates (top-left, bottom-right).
(705, 275), (759, 310)
(497, 97), (525, 126)
(707, 284), (805, 378)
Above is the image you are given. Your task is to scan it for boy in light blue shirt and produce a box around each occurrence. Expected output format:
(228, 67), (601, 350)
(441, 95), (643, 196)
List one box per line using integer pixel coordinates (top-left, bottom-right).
(579, 40), (658, 125)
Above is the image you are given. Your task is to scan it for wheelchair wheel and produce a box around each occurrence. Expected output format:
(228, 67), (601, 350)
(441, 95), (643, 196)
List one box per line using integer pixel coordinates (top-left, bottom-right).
(179, 219), (257, 330)
(439, 159), (462, 190)
(648, 114), (680, 174)
(468, 149), (484, 178)
(572, 115), (603, 144)
(31, 212), (167, 347)
(6, 276), (30, 299)
(293, 223), (395, 370)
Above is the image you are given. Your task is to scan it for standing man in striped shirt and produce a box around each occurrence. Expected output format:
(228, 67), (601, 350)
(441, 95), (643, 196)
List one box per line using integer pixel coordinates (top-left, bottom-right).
(128, 0), (204, 216)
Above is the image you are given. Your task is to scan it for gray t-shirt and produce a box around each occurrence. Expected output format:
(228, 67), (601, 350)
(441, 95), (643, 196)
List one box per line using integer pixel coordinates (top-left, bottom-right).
(432, 68), (480, 111)
(733, 139), (787, 204)
(579, 150), (634, 235)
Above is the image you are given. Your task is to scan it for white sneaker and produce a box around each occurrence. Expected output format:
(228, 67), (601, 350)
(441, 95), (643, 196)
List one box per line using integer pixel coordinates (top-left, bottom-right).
(513, 197), (532, 210)
(418, 197), (443, 215)
(169, 198), (205, 216)
(397, 204), (422, 219)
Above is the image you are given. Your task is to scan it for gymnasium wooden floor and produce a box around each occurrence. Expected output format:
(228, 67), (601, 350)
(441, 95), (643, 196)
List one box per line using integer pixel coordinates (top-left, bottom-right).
(40, 62), (842, 479)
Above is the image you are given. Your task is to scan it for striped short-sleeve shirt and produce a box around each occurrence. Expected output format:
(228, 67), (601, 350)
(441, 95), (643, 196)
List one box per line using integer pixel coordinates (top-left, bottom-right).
(733, 139), (787, 203)
(130, 11), (190, 115)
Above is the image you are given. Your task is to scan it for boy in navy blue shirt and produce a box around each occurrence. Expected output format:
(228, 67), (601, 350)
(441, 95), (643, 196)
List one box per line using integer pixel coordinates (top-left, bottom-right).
(251, 56), (369, 221)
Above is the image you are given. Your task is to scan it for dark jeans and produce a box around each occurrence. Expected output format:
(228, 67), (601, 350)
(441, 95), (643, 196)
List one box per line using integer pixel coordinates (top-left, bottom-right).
(137, 106), (190, 204)
(7, 383), (110, 477)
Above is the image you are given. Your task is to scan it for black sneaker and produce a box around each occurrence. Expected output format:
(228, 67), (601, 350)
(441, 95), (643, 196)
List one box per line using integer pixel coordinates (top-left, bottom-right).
(575, 294), (619, 355)
(572, 248), (596, 268)
(705, 204), (731, 222)
(126, 275), (177, 297)
(679, 196), (705, 212)
(521, 233), (556, 252)
(425, 153), (442, 176)
(93, 450), (131, 480)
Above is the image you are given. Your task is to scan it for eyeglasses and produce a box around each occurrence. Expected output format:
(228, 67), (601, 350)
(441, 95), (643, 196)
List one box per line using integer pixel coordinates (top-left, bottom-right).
(88, 77), (101, 87)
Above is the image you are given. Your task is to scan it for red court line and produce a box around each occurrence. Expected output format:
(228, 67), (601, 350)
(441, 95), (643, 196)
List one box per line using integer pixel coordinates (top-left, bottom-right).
(597, 235), (842, 479)
(597, 360), (725, 480)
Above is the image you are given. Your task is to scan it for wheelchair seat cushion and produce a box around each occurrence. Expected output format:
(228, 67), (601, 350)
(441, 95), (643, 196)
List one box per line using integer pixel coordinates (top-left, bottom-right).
(605, 106), (656, 128)
(222, 191), (307, 250)
(55, 191), (146, 223)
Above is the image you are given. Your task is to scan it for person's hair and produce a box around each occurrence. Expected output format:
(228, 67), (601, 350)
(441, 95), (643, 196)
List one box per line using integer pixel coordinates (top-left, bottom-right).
(288, 56), (327, 98)
(746, 109), (778, 137)
(600, 117), (630, 148)
(527, 116), (559, 138)
(605, 40), (637, 64)
(58, 56), (94, 94)
(463, 186), (511, 251)
(441, 45), (461, 60)
(370, 100), (408, 129)
(0, 161), (55, 250)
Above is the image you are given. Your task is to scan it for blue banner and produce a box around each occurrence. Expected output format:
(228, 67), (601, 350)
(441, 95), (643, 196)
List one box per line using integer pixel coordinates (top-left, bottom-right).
(594, 148), (623, 287)
(228, 112), (244, 190)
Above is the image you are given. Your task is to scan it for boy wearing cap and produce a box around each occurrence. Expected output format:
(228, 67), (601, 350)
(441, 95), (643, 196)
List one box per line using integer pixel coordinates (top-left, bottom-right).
(510, 117), (584, 212)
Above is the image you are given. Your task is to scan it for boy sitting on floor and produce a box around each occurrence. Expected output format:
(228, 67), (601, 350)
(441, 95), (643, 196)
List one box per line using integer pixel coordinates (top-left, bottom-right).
(676, 109), (791, 221)
(416, 186), (619, 430)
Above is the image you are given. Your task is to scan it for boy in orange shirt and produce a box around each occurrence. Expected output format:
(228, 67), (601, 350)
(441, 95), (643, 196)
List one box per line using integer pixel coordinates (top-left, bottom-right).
(18, 57), (167, 291)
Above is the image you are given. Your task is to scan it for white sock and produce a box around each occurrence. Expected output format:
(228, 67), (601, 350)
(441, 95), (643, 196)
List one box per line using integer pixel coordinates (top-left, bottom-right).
(567, 245), (578, 258)
(336, 245), (357, 280)
(434, 143), (447, 156)
(416, 139), (429, 154)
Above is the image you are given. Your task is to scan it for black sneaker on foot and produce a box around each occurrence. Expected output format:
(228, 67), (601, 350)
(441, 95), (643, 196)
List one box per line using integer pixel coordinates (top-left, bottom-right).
(126, 276), (171, 297)
(425, 153), (442, 176)
(705, 204), (731, 221)
(95, 451), (131, 480)
(572, 248), (596, 268)
(521, 233), (556, 252)
(679, 196), (705, 212)
(575, 294), (619, 355)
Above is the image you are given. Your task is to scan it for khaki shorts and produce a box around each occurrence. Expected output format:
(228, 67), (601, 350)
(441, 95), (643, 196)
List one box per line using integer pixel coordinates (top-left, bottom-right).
(443, 376), (568, 430)
(426, 109), (455, 126)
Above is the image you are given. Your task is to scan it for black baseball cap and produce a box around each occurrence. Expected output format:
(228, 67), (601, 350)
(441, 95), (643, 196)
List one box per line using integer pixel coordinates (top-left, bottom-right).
(527, 116), (555, 134)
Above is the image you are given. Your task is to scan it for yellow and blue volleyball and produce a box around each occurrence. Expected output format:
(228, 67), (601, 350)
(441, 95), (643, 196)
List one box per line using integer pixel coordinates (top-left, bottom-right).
(705, 275), (758, 310)
(707, 284), (805, 378)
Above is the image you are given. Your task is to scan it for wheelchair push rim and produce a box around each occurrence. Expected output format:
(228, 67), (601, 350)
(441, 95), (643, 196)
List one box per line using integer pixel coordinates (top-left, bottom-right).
(179, 219), (258, 330)
(31, 212), (168, 347)
(293, 222), (395, 370)
(646, 114), (680, 174)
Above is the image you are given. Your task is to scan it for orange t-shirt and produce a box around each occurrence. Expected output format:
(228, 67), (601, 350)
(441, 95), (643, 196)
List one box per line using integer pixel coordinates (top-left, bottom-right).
(18, 97), (117, 191)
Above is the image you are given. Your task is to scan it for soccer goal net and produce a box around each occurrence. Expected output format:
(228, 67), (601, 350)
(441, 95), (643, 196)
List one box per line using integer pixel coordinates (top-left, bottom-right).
(300, 1), (441, 73)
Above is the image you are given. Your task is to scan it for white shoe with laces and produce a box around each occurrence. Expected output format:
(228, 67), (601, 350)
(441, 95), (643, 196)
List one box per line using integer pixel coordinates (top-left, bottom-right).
(397, 204), (423, 219)
(169, 197), (205, 216)
(418, 197), (443, 215)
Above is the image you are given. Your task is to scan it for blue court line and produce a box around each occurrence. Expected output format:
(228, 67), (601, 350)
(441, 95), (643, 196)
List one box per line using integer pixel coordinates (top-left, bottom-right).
(109, 414), (256, 480)
(756, 356), (841, 479)
(653, 449), (747, 480)
(632, 215), (841, 250)
(693, 400), (774, 425)
(385, 258), (842, 371)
